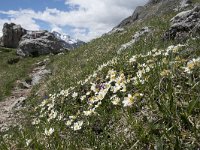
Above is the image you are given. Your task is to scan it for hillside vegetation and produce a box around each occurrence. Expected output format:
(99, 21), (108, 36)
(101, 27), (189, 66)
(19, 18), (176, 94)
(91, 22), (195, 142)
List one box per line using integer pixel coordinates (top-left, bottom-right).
(0, 0), (200, 149)
(0, 47), (45, 101)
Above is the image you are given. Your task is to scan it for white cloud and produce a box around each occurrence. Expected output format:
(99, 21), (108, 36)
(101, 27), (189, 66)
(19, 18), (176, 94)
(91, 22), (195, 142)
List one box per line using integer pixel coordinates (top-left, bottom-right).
(50, 25), (63, 33)
(0, 9), (40, 35)
(0, 0), (148, 41)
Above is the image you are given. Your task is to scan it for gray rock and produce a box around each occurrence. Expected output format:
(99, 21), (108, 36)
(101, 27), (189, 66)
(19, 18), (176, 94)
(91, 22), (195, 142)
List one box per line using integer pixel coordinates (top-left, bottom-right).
(0, 23), (84, 57)
(117, 6), (146, 28)
(163, 6), (200, 41)
(117, 27), (152, 54)
(193, 22), (200, 36)
(117, 6), (145, 27)
(17, 30), (70, 57)
(116, 0), (181, 28)
(17, 80), (31, 89)
(147, 0), (162, 5)
(180, 0), (192, 9)
(10, 97), (27, 110)
(34, 58), (50, 67)
(31, 65), (51, 85)
(0, 23), (27, 48)
(107, 28), (126, 35)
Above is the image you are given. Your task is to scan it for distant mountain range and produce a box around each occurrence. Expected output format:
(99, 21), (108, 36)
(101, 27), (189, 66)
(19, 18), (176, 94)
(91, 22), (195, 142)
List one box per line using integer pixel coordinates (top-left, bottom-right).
(52, 31), (85, 48)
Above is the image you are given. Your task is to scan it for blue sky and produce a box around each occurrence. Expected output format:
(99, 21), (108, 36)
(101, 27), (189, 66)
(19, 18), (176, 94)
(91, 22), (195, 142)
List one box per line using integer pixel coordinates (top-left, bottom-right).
(0, 0), (148, 41)
(0, 0), (69, 11)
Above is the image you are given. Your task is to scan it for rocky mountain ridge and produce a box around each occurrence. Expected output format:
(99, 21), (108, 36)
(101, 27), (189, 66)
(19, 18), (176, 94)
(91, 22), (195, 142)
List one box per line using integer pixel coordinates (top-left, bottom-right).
(115, 0), (193, 28)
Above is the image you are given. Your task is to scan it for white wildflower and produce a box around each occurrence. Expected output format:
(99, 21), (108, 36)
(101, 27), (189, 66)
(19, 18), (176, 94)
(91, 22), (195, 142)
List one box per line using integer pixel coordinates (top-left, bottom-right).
(86, 91), (91, 96)
(26, 139), (32, 146)
(58, 114), (64, 121)
(97, 90), (107, 100)
(32, 118), (40, 125)
(145, 65), (150, 73)
(173, 44), (185, 53)
(83, 109), (95, 116)
(72, 121), (84, 131)
(72, 92), (78, 98)
(111, 95), (120, 105)
(66, 120), (73, 126)
(69, 115), (76, 120)
(107, 69), (117, 81)
(48, 110), (58, 121)
(80, 95), (86, 101)
(44, 128), (54, 136)
(111, 83), (121, 93)
(129, 55), (137, 63)
(91, 83), (98, 93)
(39, 99), (48, 107)
(123, 93), (143, 107)
(60, 89), (69, 96)
(47, 103), (54, 111)
(123, 94), (135, 107)
(183, 57), (200, 74)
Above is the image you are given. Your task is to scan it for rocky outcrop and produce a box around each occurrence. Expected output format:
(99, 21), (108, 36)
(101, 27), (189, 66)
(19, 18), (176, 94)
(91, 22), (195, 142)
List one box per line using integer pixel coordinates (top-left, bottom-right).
(179, 0), (192, 9)
(17, 30), (70, 57)
(117, 27), (152, 54)
(0, 23), (85, 57)
(107, 28), (126, 35)
(117, 6), (145, 28)
(163, 6), (200, 41)
(0, 23), (27, 48)
(116, 0), (182, 28)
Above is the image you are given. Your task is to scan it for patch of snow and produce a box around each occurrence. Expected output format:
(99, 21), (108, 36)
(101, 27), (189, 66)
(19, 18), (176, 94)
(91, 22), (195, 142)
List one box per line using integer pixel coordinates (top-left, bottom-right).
(52, 31), (80, 45)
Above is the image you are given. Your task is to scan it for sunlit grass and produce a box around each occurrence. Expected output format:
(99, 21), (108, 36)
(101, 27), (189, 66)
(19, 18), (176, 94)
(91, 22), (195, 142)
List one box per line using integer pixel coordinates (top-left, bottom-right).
(0, 8), (200, 149)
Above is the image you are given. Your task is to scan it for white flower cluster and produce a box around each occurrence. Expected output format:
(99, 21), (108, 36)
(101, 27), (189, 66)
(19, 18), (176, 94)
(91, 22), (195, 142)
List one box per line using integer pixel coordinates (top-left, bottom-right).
(33, 44), (192, 135)
(183, 57), (200, 74)
(77, 57), (118, 85)
(44, 128), (54, 136)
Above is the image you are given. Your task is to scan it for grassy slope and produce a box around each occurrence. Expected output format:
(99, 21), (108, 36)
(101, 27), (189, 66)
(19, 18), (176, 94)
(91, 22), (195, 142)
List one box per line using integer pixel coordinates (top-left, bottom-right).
(0, 1), (200, 149)
(0, 47), (45, 101)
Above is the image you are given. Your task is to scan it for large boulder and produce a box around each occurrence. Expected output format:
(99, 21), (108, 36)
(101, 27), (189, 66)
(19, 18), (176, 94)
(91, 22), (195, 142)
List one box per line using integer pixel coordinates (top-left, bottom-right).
(163, 6), (200, 41)
(17, 31), (70, 57)
(0, 23), (27, 48)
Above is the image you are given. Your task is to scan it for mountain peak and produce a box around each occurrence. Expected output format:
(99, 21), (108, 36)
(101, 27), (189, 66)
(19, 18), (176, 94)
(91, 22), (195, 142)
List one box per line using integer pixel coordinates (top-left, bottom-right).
(52, 31), (85, 45)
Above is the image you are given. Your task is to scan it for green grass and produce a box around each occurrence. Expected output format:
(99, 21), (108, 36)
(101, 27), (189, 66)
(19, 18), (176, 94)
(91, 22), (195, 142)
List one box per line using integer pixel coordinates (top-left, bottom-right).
(0, 47), (45, 101)
(0, 2), (200, 149)
(44, 13), (175, 94)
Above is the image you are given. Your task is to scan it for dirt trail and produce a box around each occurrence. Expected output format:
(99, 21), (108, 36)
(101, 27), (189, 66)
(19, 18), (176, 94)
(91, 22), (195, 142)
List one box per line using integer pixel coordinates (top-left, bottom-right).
(0, 58), (51, 132)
